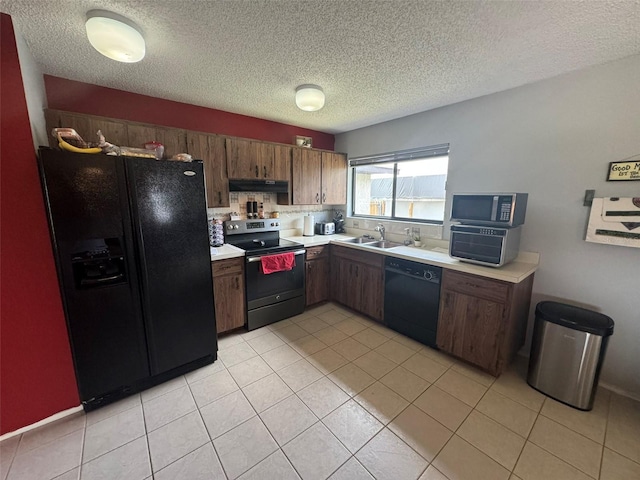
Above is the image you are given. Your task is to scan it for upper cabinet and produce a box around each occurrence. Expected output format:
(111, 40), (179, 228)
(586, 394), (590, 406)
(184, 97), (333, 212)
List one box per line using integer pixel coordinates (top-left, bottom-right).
(45, 110), (187, 160)
(321, 152), (347, 205)
(226, 138), (255, 179)
(44, 109), (342, 207)
(128, 125), (187, 160)
(292, 148), (323, 204)
(292, 148), (347, 205)
(187, 133), (229, 208)
(46, 110), (128, 148)
(226, 137), (291, 183)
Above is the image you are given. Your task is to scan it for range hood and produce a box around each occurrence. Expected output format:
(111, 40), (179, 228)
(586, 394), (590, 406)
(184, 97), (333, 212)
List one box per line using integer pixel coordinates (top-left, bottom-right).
(228, 179), (289, 193)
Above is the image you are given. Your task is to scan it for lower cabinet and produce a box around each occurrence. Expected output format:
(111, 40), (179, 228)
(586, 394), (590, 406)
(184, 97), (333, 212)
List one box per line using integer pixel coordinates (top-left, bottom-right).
(330, 245), (384, 321)
(212, 258), (246, 334)
(437, 269), (534, 376)
(305, 246), (330, 306)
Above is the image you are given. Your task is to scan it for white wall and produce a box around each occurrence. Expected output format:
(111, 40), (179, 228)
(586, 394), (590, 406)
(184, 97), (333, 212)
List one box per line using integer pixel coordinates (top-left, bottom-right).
(13, 24), (47, 149)
(336, 54), (640, 399)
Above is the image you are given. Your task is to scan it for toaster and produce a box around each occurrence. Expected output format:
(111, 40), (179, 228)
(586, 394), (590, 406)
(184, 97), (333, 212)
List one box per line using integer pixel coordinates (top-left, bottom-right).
(315, 222), (335, 235)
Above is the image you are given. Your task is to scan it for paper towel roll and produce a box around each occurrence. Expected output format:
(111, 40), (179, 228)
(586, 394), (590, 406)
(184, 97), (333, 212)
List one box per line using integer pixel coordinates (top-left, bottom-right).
(303, 215), (315, 236)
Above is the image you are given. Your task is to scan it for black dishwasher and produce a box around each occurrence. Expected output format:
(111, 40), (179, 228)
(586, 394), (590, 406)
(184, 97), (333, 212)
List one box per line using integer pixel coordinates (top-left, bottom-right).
(384, 257), (442, 347)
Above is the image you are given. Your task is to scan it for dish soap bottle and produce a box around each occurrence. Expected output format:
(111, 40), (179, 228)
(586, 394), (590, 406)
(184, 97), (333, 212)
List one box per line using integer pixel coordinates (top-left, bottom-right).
(404, 228), (413, 246)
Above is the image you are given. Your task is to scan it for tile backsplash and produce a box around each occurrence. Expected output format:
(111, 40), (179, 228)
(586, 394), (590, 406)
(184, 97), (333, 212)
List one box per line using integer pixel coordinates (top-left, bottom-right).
(206, 193), (443, 242)
(207, 192), (342, 232)
(344, 217), (444, 243)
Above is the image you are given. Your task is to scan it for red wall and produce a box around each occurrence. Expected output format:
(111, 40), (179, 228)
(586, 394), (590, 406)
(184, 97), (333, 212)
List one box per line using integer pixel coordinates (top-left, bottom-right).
(45, 76), (335, 150)
(1, 14), (79, 435)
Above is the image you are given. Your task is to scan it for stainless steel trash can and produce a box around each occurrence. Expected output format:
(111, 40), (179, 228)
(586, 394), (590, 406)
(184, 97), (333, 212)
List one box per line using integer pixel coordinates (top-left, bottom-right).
(527, 301), (614, 410)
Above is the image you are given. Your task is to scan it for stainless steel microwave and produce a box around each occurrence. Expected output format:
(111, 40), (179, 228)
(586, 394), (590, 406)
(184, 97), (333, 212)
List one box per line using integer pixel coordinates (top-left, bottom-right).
(451, 193), (528, 227)
(449, 225), (521, 267)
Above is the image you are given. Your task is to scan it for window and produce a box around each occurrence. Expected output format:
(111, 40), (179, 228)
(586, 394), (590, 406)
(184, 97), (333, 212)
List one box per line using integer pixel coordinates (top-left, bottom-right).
(350, 144), (449, 223)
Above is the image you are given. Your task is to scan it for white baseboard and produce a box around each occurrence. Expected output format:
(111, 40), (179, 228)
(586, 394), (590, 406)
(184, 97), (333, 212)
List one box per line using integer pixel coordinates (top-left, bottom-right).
(0, 405), (83, 442)
(516, 351), (640, 402)
(599, 382), (640, 403)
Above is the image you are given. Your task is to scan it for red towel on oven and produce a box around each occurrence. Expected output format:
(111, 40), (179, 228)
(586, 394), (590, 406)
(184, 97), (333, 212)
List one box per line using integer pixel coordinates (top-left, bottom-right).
(260, 252), (296, 274)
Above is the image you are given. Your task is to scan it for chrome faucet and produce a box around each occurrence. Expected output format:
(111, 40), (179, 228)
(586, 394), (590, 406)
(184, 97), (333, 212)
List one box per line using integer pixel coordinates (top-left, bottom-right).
(375, 223), (386, 241)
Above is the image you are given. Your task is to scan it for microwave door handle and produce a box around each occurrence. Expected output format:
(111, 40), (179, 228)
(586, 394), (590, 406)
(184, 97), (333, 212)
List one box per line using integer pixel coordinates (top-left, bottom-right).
(491, 196), (499, 222)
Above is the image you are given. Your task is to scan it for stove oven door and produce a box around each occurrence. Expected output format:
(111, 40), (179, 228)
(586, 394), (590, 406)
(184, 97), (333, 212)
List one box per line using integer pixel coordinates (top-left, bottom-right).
(245, 249), (306, 311)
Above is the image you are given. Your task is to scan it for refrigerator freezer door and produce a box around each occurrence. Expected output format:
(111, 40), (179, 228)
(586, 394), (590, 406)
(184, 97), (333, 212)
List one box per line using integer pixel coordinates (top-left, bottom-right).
(126, 159), (217, 374)
(38, 149), (150, 401)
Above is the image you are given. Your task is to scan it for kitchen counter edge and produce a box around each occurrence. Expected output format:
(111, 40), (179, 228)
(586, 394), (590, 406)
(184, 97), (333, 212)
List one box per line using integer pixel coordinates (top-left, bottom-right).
(284, 234), (538, 284)
(210, 244), (245, 261)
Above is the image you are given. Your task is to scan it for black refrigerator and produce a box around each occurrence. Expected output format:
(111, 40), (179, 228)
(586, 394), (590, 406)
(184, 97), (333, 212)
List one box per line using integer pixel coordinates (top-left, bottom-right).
(38, 148), (217, 410)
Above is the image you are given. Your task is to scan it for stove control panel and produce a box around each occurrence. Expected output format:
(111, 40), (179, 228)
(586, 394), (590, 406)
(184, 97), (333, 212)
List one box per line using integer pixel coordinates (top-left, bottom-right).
(224, 219), (281, 235)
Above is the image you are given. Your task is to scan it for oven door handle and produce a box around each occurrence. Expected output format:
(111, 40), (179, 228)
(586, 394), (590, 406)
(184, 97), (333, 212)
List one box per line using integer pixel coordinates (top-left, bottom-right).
(246, 249), (306, 263)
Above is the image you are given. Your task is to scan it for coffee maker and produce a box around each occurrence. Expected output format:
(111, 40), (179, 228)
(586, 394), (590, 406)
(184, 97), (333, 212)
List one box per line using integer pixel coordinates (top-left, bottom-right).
(333, 210), (345, 233)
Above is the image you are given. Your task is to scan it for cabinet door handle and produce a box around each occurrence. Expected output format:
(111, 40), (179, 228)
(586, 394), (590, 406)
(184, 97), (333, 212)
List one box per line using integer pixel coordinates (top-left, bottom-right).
(316, 193), (319, 203)
(255, 165), (259, 177)
(322, 193), (326, 203)
(263, 165), (267, 178)
(218, 191), (222, 204)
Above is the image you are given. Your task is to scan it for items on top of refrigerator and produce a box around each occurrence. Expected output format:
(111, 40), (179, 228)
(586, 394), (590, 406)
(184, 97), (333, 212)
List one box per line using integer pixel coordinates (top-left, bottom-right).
(52, 128), (101, 154)
(144, 141), (164, 160)
(171, 153), (193, 162)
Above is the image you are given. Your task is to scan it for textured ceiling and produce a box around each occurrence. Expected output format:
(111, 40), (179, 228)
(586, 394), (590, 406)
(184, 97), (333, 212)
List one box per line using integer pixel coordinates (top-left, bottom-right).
(3, 1), (640, 134)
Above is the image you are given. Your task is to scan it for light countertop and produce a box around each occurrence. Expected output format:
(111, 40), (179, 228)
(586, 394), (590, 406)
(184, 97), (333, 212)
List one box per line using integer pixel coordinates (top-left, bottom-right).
(283, 234), (539, 284)
(211, 234), (539, 283)
(209, 244), (245, 261)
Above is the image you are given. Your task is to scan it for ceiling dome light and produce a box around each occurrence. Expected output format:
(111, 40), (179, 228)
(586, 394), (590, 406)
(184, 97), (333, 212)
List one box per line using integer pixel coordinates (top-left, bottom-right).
(85, 10), (145, 63)
(295, 85), (325, 112)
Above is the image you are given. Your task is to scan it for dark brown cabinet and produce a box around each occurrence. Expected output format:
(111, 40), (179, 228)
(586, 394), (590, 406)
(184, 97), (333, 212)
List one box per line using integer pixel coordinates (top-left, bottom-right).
(226, 138), (292, 189)
(128, 124), (187, 159)
(292, 149), (347, 206)
(45, 110), (128, 148)
(437, 269), (534, 376)
(226, 137), (257, 179)
(292, 148), (323, 204)
(187, 133), (229, 207)
(44, 109), (341, 208)
(305, 246), (330, 306)
(321, 152), (348, 205)
(212, 258), (246, 334)
(330, 245), (384, 321)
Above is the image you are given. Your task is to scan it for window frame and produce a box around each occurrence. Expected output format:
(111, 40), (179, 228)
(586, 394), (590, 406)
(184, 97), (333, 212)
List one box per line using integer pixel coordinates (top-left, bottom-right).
(349, 144), (450, 225)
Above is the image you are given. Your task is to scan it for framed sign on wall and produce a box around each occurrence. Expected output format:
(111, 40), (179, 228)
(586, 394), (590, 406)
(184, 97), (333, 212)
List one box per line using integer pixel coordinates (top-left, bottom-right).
(607, 160), (640, 181)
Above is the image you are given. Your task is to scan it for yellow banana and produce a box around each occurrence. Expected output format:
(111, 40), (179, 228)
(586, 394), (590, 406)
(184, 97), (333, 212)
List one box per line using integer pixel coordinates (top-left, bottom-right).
(58, 137), (102, 154)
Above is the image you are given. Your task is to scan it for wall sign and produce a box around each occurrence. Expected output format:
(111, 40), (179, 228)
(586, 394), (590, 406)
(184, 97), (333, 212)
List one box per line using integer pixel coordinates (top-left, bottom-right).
(607, 161), (640, 181)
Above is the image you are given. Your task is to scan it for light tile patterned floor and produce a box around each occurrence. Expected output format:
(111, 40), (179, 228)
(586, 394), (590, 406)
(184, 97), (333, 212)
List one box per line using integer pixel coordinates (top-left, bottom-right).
(2, 302), (639, 480)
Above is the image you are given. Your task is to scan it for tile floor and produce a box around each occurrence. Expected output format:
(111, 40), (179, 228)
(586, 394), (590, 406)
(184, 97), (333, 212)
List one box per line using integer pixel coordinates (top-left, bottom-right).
(2, 302), (639, 480)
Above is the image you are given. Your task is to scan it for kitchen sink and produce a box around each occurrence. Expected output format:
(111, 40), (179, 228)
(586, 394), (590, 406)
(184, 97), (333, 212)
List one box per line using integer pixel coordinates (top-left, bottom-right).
(344, 237), (377, 244)
(369, 240), (403, 249)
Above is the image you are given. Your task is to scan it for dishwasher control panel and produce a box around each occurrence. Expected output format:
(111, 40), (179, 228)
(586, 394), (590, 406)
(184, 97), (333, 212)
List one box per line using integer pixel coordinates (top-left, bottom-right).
(385, 257), (441, 284)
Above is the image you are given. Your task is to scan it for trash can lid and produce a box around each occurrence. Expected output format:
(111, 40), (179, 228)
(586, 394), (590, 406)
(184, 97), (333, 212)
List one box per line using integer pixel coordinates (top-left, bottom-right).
(536, 301), (614, 336)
